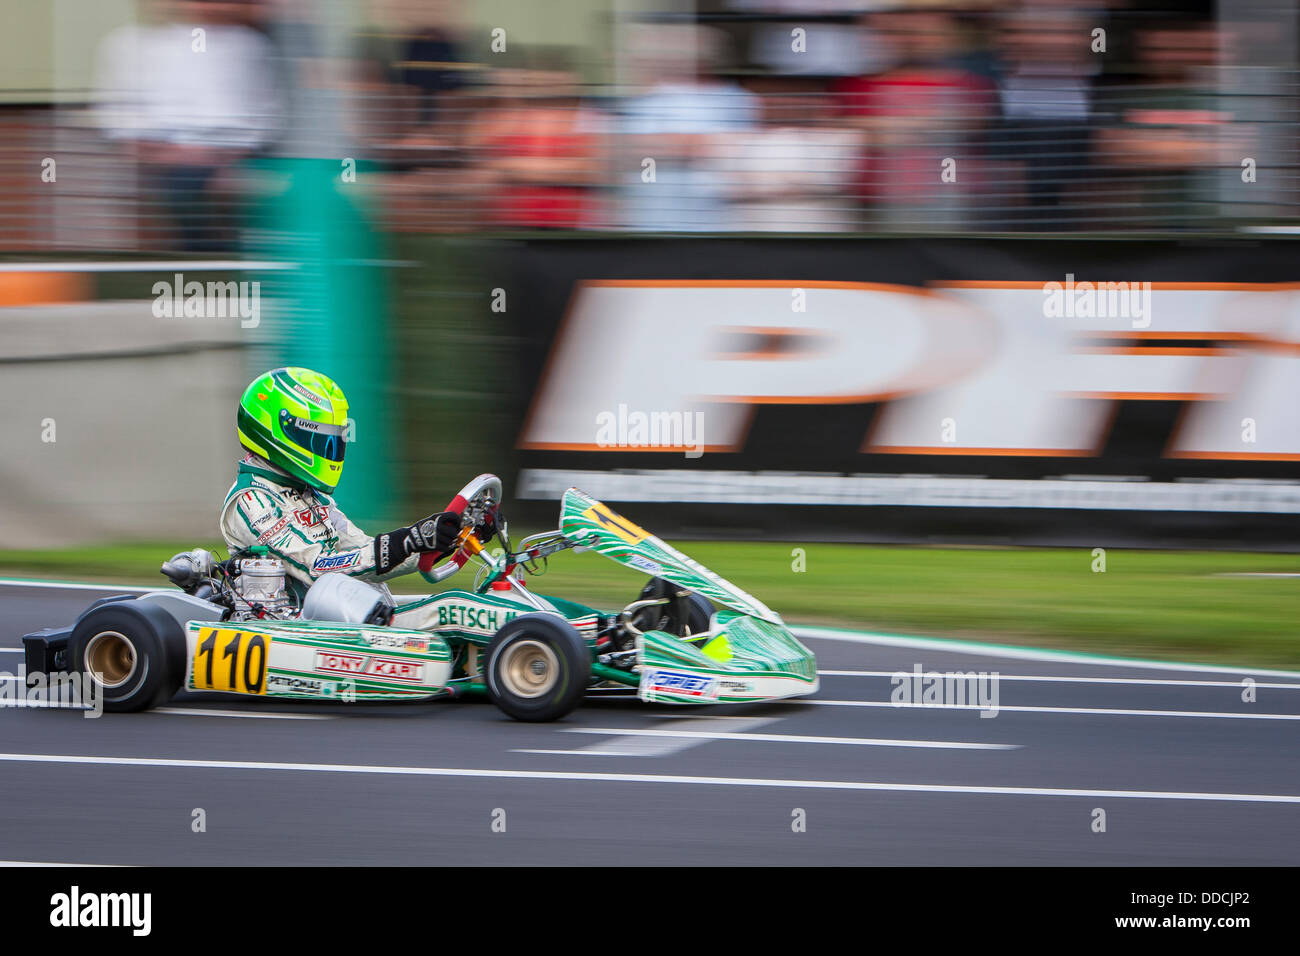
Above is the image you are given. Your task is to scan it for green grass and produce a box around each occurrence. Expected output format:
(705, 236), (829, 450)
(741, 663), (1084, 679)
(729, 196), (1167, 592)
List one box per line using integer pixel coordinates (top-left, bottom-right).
(2, 540), (1297, 669)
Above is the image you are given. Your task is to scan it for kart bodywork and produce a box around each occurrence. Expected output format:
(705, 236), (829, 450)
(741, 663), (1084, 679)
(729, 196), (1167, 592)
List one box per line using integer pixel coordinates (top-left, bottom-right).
(24, 484), (818, 720)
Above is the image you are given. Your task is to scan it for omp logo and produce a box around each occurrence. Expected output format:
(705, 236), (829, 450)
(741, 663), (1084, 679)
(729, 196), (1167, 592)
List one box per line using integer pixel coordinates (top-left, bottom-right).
(314, 652), (425, 684)
(647, 670), (717, 698)
(520, 280), (1300, 460)
(50, 886), (151, 936)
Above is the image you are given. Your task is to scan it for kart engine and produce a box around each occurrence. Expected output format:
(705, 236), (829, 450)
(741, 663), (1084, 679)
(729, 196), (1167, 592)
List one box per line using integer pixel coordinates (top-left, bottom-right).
(231, 557), (297, 619)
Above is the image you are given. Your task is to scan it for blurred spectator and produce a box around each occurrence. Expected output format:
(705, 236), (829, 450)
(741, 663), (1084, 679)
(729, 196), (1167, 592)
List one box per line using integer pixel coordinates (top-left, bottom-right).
(986, 9), (1099, 229)
(462, 61), (607, 230)
(720, 92), (865, 232)
(616, 25), (762, 232)
(93, 0), (284, 251)
(1095, 21), (1248, 226)
(834, 10), (996, 229)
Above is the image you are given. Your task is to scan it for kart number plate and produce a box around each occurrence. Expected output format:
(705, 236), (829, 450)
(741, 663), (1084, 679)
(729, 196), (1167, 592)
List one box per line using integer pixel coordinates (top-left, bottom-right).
(582, 503), (649, 545)
(192, 627), (269, 695)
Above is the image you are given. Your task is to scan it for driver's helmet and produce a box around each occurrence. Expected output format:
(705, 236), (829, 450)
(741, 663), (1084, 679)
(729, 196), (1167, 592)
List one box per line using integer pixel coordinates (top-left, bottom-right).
(237, 367), (348, 493)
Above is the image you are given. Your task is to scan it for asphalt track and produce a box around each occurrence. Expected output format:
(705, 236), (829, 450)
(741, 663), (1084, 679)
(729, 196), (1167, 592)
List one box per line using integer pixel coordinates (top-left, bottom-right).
(0, 581), (1297, 865)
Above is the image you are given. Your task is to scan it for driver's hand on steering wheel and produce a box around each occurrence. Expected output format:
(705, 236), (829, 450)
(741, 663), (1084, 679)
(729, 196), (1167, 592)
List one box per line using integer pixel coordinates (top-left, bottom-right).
(472, 510), (500, 547)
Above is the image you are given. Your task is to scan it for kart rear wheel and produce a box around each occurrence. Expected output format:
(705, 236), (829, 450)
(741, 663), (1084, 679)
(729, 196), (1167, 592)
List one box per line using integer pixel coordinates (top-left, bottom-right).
(69, 602), (186, 713)
(485, 613), (590, 722)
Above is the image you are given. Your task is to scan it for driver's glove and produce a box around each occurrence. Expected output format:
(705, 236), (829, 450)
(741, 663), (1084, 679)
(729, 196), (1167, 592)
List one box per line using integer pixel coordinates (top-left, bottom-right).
(473, 510), (500, 547)
(374, 511), (461, 575)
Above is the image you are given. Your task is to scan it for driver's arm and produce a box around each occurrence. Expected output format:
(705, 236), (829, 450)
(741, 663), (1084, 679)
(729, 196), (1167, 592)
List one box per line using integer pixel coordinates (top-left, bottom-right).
(222, 491), (460, 588)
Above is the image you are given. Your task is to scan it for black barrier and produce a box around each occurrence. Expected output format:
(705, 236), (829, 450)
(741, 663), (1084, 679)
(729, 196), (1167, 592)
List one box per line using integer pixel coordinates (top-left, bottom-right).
(500, 238), (1300, 549)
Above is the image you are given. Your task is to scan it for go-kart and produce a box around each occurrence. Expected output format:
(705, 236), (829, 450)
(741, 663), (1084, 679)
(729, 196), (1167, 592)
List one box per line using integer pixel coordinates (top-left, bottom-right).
(23, 475), (818, 721)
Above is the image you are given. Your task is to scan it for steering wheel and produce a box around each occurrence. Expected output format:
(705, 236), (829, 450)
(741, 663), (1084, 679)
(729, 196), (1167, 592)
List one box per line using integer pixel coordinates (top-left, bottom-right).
(421, 474), (502, 583)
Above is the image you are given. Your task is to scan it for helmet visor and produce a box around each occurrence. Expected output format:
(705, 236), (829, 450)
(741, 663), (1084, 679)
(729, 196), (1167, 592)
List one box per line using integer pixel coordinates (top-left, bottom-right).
(279, 409), (346, 462)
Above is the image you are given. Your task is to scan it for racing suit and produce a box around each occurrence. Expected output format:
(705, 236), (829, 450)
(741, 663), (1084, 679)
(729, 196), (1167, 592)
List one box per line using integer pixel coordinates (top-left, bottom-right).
(219, 454), (457, 627)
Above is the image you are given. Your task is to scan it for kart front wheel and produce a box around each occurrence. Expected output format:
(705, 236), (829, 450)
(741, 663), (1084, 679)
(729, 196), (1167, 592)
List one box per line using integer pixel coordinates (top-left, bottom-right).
(69, 601), (186, 713)
(484, 613), (590, 722)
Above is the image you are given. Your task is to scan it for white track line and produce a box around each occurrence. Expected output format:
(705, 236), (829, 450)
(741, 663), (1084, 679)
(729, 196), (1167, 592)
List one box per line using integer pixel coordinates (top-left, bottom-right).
(818, 670), (1300, 689)
(152, 707), (335, 721)
(516, 717), (779, 757)
(563, 727), (1019, 750)
(0, 752), (1295, 804)
(0, 579), (153, 593)
(799, 700), (1300, 720)
(0, 861), (125, 867)
(793, 626), (1300, 679)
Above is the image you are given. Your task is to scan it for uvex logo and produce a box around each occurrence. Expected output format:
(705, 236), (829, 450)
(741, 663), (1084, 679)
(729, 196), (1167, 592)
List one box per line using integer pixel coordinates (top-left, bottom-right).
(520, 280), (1300, 461)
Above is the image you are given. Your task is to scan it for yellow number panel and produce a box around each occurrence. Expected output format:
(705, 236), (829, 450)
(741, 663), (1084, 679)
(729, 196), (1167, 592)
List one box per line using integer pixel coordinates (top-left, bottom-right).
(582, 503), (649, 545)
(192, 627), (269, 695)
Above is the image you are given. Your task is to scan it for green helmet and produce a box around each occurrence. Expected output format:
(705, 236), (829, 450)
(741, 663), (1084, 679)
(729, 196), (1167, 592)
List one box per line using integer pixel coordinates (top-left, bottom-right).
(237, 368), (349, 493)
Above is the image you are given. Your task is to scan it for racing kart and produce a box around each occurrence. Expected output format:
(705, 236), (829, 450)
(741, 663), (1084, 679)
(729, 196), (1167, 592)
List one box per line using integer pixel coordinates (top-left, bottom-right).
(23, 475), (818, 721)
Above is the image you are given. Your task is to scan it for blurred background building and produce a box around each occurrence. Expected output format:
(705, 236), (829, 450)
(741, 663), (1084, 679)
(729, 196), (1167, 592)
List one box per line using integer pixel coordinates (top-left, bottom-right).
(1, 0), (1298, 548)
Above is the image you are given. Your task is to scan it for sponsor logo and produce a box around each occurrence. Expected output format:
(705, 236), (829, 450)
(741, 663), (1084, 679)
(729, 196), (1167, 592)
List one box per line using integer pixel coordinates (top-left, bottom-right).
(626, 554), (664, 576)
(296, 505), (331, 527)
(291, 381), (329, 408)
(266, 675), (330, 695)
(314, 651), (426, 684)
(717, 679), (754, 693)
(50, 886), (151, 936)
(256, 516), (289, 544)
(521, 281), (1300, 460)
(312, 551), (360, 573)
(434, 603), (517, 633)
(362, 631), (429, 652)
(646, 670), (717, 699)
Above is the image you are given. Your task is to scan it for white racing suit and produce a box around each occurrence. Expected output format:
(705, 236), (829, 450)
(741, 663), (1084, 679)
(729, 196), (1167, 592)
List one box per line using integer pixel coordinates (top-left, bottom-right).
(219, 455), (452, 629)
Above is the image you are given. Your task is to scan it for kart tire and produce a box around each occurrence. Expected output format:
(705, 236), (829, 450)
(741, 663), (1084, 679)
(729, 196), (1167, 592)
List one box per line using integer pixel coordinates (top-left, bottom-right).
(69, 601), (186, 713)
(484, 613), (590, 722)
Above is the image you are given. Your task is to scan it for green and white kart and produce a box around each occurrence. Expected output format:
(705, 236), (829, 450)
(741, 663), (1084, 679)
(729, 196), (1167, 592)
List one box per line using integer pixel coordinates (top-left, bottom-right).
(23, 475), (818, 722)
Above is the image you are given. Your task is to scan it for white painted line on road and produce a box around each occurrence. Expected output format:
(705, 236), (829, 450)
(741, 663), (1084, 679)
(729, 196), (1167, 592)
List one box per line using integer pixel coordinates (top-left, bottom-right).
(1, 752), (1296, 804)
(0, 578), (153, 593)
(152, 707), (336, 721)
(515, 717), (779, 758)
(0, 861), (125, 867)
(818, 670), (1300, 689)
(0, 649), (25, 654)
(515, 749), (656, 757)
(795, 626), (1300, 679)
(799, 700), (1300, 720)
(564, 727), (1020, 750)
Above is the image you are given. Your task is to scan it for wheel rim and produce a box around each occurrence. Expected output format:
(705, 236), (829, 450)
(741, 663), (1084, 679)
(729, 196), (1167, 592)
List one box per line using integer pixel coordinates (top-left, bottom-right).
(84, 630), (137, 689)
(499, 639), (559, 698)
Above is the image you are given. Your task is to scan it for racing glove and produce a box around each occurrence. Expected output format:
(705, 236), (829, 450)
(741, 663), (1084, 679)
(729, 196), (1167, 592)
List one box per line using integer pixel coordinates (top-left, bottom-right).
(373, 511), (461, 575)
(473, 510), (500, 547)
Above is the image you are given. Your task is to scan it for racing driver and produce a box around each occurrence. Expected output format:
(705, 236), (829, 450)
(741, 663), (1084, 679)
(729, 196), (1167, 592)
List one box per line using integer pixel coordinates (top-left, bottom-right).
(220, 367), (489, 603)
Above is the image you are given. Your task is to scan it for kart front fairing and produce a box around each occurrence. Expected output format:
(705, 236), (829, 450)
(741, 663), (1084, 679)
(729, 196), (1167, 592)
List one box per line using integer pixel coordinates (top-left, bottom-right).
(559, 488), (818, 704)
